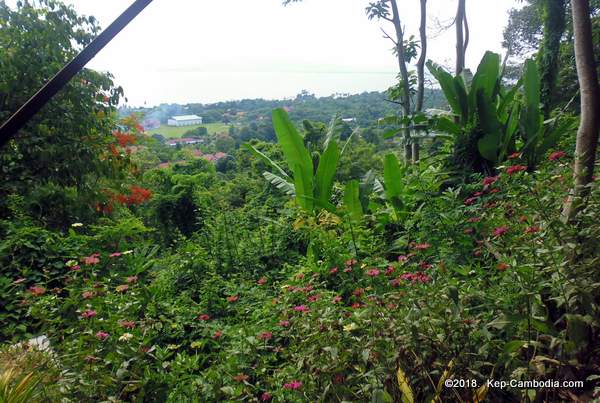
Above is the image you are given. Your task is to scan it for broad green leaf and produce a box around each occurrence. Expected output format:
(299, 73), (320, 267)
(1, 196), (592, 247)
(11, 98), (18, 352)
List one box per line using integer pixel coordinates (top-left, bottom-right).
(315, 140), (339, 207)
(434, 117), (462, 136)
(476, 89), (503, 163)
(522, 58), (541, 141)
(427, 60), (461, 116)
(344, 180), (363, 220)
(243, 143), (289, 179)
(262, 171), (295, 196)
(453, 76), (469, 124)
(383, 153), (404, 200)
(272, 108), (314, 210)
(396, 366), (415, 403)
(469, 51), (501, 120)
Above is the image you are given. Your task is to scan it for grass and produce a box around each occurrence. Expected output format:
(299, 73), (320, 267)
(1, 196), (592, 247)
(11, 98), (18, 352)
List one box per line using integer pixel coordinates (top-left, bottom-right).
(147, 123), (231, 138)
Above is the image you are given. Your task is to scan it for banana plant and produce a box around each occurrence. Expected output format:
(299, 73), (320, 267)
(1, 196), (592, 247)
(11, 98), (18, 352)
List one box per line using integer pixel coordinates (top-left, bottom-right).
(245, 108), (341, 213)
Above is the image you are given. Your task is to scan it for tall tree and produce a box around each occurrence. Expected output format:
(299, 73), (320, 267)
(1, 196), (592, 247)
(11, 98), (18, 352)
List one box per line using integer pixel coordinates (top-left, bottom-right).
(455, 0), (469, 74)
(562, 0), (600, 221)
(412, 0), (428, 162)
(538, 0), (567, 117)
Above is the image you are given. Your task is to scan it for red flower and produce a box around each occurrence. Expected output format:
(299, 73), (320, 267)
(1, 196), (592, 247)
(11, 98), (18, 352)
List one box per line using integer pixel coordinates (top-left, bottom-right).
(397, 255), (409, 262)
(213, 330), (223, 340)
(258, 331), (273, 341)
(227, 295), (239, 303)
(497, 262), (509, 271)
(508, 152), (521, 160)
(464, 197), (478, 206)
(307, 294), (320, 302)
(329, 267), (339, 274)
(482, 176), (500, 186)
(419, 262), (432, 270)
(549, 151), (566, 161)
(69, 265), (81, 271)
(283, 380), (302, 390)
(126, 276), (138, 284)
(81, 310), (97, 319)
(119, 320), (136, 329)
(83, 254), (100, 265)
(332, 296), (342, 304)
(233, 374), (249, 382)
(489, 188), (500, 194)
(116, 284), (129, 293)
(333, 374), (345, 384)
(524, 225), (540, 234)
(413, 243), (431, 250)
(506, 165), (527, 175)
(296, 273), (305, 280)
(257, 277), (267, 285)
(278, 320), (290, 327)
(293, 305), (309, 313)
(95, 331), (109, 341)
(492, 226), (509, 237)
(343, 267), (352, 273)
(353, 288), (364, 297)
(345, 259), (357, 266)
(366, 269), (380, 277)
(260, 392), (272, 401)
(28, 286), (46, 296)
(351, 302), (362, 309)
(197, 314), (210, 321)
(82, 291), (94, 300)
(518, 215), (528, 223)
(109, 252), (122, 258)
(385, 266), (395, 276)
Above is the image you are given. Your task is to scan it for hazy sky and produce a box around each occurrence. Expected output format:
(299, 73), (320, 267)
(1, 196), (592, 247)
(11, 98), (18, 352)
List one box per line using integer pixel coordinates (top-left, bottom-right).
(10, 0), (520, 106)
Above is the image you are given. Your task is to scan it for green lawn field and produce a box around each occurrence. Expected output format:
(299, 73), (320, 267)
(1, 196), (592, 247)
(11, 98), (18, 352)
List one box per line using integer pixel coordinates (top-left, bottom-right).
(147, 122), (230, 138)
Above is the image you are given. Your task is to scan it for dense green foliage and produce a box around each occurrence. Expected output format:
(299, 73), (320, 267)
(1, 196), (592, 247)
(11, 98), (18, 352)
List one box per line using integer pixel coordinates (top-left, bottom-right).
(1, 1), (599, 403)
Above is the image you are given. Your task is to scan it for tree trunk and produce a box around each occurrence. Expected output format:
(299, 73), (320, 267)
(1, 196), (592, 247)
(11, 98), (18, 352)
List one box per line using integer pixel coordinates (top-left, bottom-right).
(562, 0), (600, 222)
(539, 0), (567, 118)
(390, 0), (412, 162)
(416, 0), (427, 112)
(455, 0), (467, 74)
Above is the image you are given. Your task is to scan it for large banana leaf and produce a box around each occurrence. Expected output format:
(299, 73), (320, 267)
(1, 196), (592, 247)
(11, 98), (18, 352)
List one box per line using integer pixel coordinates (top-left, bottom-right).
(263, 171), (295, 196)
(315, 140), (339, 207)
(243, 143), (290, 179)
(468, 51), (501, 121)
(522, 59), (541, 141)
(427, 61), (462, 118)
(476, 89), (503, 163)
(344, 180), (363, 221)
(272, 108), (314, 211)
(383, 154), (405, 212)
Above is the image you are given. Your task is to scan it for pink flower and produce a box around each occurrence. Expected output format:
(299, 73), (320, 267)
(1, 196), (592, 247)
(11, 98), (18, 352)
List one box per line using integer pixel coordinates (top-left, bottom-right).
(497, 262), (509, 271)
(351, 302), (362, 309)
(549, 151), (566, 161)
(213, 330), (223, 340)
(119, 320), (136, 329)
(345, 259), (357, 266)
(126, 276), (138, 284)
(524, 225), (540, 234)
(81, 310), (97, 319)
(260, 392), (272, 401)
(283, 380), (302, 390)
(257, 277), (267, 285)
(464, 197), (477, 206)
(400, 272), (431, 284)
(413, 243), (431, 250)
(28, 286), (46, 296)
(343, 267), (352, 273)
(506, 165), (527, 175)
(116, 284), (129, 293)
(332, 295), (342, 304)
(258, 331), (273, 340)
(69, 265), (81, 271)
(82, 291), (94, 299)
(95, 331), (109, 341)
(482, 176), (500, 186)
(366, 269), (380, 277)
(227, 295), (239, 303)
(397, 255), (409, 262)
(293, 305), (309, 313)
(492, 226), (509, 237)
(109, 252), (122, 258)
(83, 254), (100, 265)
(508, 152), (521, 160)
(197, 314), (210, 321)
(278, 320), (290, 327)
(385, 266), (395, 276)
(233, 374), (249, 382)
(307, 294), (319, 302)
(419, 262), (432, 270)
(329, 267), (339, 274)
(467, 217), (482, 223)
